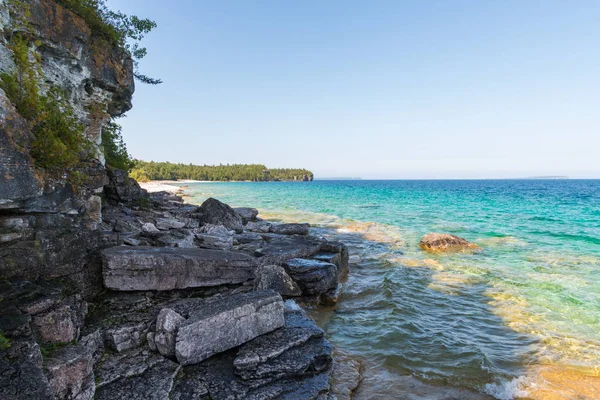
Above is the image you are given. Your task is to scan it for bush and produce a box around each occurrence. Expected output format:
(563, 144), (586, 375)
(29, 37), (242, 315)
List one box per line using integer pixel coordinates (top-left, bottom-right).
(102, 120), (134, 171)
(0, 35), (89, 173)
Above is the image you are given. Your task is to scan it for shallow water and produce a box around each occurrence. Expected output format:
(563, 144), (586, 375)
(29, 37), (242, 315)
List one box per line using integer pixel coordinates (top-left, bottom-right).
(181, 180), (600, 399)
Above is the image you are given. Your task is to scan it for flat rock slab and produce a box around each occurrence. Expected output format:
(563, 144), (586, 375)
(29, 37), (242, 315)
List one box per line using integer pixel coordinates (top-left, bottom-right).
(175, 290), (285, 366)
(102, 247), (257, 291)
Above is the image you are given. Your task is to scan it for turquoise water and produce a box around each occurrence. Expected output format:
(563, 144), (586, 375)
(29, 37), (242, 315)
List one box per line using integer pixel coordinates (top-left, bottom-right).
(181, 180), (600, 399)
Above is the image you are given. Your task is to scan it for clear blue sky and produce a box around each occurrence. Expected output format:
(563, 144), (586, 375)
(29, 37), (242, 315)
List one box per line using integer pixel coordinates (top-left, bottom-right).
(108, 0), (599, 179)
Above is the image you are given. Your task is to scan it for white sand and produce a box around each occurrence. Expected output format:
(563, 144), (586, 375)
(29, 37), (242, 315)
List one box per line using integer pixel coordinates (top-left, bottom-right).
(139, 180), (186, 194)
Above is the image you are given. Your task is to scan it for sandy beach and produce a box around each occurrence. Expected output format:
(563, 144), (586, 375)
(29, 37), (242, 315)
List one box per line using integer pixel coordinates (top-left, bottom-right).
(138, 180), (201, 194)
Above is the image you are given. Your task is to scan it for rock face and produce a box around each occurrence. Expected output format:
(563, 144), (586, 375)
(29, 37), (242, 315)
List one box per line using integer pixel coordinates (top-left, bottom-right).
(0, 0), (134, 297)
(175, 291), (285, 365)
(102, 247), (257, 291)
(198, 198), (243, 233)
(418, 233), (480, 253)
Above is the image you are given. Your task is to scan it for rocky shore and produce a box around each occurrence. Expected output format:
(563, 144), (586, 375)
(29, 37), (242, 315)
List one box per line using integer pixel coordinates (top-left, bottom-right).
(0, 1), (363, 397)
(0, 173), (361, 399)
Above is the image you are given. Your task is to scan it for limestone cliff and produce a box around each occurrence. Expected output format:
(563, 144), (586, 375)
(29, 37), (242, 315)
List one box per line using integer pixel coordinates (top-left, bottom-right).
(0, 0), (134, 294)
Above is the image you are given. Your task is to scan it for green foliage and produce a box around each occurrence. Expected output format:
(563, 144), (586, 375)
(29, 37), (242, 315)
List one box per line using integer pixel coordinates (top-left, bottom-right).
(0, 35), (89, 172)
(130, 160), (314, 182)
(0, 331), (11, 351)
(102, 120), (134, 170)
(55, 0), (161, 84)
(0, 34), (40, 119)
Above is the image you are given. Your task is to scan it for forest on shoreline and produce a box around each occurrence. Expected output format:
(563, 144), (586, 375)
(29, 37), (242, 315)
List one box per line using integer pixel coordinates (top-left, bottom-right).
(129, 160), (314, 182)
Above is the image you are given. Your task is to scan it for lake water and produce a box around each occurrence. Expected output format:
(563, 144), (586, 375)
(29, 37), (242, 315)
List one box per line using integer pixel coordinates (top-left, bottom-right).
(179, 180), (600, 399)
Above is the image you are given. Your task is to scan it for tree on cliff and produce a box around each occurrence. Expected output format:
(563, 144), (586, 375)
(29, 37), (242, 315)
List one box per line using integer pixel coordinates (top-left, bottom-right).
(56, 0), (162, 84)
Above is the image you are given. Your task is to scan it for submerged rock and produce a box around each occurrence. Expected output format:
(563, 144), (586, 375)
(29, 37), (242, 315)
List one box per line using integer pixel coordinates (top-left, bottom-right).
(175, 290), (285, 366)
(419, 233), (480, 253)
(198, 198), (243, 233)
(102, 246), (257, 291)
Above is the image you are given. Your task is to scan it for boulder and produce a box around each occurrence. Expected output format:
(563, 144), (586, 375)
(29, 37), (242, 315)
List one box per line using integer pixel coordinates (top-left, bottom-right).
(198, 198), (243, 233)
(155, 218), (186, 231)
(254, 265), (302, 297)
(194, 224), (234, 250)
(102, 247), (257, 291)
(154, 308), (185, 358)
(418, 233), (480, 253)
(233, 207), (259, 224)
(175, 290), (285, 366)
(156, 230), (196, 248)
(283, 259), (338, 298)
(246, 220), (272, 233)
(270, 223), (310, 236)
(104, 321), (148, 353)
(141, 223), (160, 235)
(105, 169), (148, 206)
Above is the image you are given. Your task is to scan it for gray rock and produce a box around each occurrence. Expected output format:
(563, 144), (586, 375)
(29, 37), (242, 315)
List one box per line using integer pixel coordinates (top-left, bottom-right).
(246, 220), (272, 233)
(95, 358), (181, 400)
(31, 295), (87, 344)
(105, 169), (148, 206)
(254, 235), (323, 266)
(141, 223), (160, 234)
(0, 340), (53, 400)
(270, 223), (310, 236)
(175, 291), (285, 366)
(234, 207), (259, 224)
(254, 265), (302, 297)
(156, 230), (196, 248)
(44, 331), (103, 400)
(104, 321), (147, 353)
(123, 238), (141, 246)
(198, 198), (243, 233)
(94, 348), (165, 389)
(154, 308), (185, 358)
(155, 218), (186, 230)
(231, 302), (333, 399)
(234, 232), (264, 244)
(419, 233), (481, 253)
(283, 259), (338, 298)
(318, 241), (350, 278)
(102, 247), (257, 291)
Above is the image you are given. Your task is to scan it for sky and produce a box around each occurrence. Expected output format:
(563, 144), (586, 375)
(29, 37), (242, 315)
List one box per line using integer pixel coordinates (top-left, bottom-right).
(108, 0), (600, 179)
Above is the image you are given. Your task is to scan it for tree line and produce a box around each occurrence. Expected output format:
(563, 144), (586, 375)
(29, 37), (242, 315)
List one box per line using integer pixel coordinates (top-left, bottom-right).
(129, 160), (314, 182)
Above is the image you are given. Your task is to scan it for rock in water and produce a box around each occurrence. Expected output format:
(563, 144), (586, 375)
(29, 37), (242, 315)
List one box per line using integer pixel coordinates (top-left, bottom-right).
(175, 290), (284, 366)
(283, 258), (338, 298)
(102, 247), (257, 291)
(254, 264), (302, 297)
(270, 223), (310, 236)
(233, 207), (259, 224)
(418, 233), (480, 253)
(198, 198), (243, 233)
